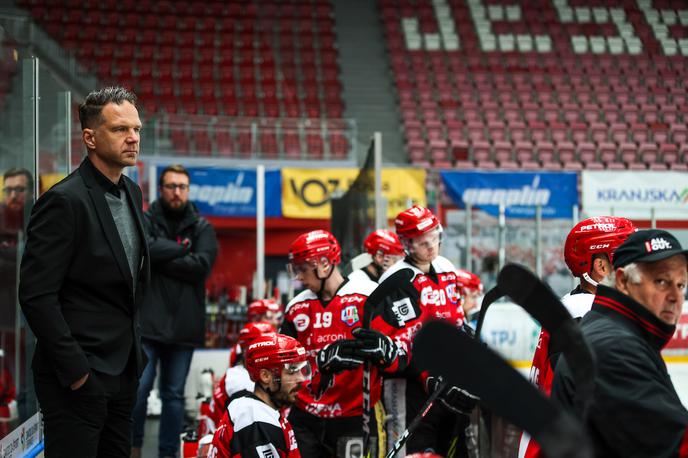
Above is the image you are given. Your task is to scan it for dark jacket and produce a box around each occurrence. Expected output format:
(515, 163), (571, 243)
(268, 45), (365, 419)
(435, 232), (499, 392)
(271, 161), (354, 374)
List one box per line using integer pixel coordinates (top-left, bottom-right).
(139, 200), (217, 347)
(19, 157), (149, 388)
(552, 285), (688, 457)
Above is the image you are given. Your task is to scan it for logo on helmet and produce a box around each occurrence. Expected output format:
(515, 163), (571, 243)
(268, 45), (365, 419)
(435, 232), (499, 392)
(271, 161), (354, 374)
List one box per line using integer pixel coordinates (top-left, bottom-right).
(416, 218), (434, 231)
(579, 223), (617, 232)
(589, 243), (611, 250)
(306, 231), (329, 242)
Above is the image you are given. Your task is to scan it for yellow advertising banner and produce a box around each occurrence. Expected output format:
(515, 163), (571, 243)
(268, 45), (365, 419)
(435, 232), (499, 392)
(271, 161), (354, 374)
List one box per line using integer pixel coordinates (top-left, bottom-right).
(282, 168), (426, 219)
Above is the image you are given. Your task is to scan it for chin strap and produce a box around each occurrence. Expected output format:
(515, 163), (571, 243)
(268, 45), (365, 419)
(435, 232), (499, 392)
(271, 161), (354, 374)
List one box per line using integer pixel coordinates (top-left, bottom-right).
(370, 262), (383, 280)
(256, 374), (288, 409)
(581, 272), (599, 287)
(315, 263), (336, 299)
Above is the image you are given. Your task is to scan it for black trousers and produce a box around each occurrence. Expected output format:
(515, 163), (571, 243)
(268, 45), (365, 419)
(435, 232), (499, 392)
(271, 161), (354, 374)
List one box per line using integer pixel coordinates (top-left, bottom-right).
(34, 360), (138, 458)
(288, 406), (377, 458)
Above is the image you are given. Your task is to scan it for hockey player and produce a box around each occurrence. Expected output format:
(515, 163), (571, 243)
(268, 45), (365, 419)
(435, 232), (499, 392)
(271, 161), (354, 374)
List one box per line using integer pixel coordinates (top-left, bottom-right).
(200, 321), (276, 437)
(281, 229), (405, 456)
(208, 333), (311, 458)
(455, 268), (483, 324)
(365, 205), (477, 455)
(247, 298), (283, 328)
(349, 229), (405, 283)
(227, 299), (282, 368)
(518, 215), (635, 458)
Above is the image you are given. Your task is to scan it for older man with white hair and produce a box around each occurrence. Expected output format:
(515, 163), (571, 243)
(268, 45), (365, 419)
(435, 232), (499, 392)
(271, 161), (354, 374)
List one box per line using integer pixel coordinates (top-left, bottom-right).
(552, 229), (688, 457)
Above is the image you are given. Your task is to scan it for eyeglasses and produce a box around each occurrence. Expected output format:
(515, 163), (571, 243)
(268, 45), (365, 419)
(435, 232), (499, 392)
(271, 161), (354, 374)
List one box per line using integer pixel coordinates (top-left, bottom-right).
(3, 186), (27, 195)
(161, 183), (189, 191)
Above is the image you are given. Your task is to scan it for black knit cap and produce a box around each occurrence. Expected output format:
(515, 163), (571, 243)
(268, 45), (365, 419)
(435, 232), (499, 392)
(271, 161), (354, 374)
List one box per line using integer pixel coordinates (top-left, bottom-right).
(613, 229), (688, 269)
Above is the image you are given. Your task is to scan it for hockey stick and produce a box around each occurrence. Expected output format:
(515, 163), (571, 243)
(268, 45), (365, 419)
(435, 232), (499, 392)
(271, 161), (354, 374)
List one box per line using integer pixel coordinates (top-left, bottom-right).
(495, 264), (596, 416)
(474, 285), (504, 341)
(362, 359), (373, 457)
(413, 320), (592, 458)
(384, 377), (448, 458)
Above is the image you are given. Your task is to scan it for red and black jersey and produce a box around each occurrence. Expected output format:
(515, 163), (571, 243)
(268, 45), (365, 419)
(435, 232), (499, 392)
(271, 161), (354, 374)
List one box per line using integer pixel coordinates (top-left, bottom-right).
(365, 255), (466, 369)
(208, 365), (255, 432)
(518, 288), (594, 458)
(281, 276), (384, 418)
(208, 391), (300, 458)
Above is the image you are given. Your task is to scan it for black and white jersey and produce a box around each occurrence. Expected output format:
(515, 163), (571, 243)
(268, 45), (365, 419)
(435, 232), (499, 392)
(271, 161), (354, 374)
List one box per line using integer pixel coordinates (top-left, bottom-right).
(208, 391), (300, 458)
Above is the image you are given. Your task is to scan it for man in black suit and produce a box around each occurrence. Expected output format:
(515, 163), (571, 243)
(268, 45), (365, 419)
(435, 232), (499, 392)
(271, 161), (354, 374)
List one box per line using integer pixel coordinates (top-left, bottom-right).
(19, 87), (149, 457)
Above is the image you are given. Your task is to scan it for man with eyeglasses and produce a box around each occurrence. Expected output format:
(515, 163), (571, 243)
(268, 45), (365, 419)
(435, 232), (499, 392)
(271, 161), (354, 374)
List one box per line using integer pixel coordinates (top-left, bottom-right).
(2, 168), (33, 225)
(0, 168), (33, 436)
(132, 164), (218, 458)
(365, 205), (478, 456)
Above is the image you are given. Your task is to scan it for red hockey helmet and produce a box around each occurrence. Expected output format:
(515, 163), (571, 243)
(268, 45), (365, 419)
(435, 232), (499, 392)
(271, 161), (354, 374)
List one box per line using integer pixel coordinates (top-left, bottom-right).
(456, 269), (483, 295)
(395, 205), (441, 241)
(364, 229), (405, 256)
(288, 230), (341, 266)
(564, 216), (636, 278)
(245, 334), (310, 383)
(247, 299), (281, 322)
(238, 321), (276, 350)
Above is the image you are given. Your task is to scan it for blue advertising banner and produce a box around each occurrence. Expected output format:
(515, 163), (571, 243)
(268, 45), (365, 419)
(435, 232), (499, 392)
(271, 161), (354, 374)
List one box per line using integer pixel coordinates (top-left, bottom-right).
(440, 171), (579, 219)
(156, 166), (281, 217)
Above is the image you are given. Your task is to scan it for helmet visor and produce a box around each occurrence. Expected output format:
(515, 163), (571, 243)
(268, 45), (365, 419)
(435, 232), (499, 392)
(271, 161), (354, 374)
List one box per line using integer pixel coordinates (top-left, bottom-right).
(409, 227), (442, 251)
(283, 360), (312, 381)
(287, 260), (317, 279)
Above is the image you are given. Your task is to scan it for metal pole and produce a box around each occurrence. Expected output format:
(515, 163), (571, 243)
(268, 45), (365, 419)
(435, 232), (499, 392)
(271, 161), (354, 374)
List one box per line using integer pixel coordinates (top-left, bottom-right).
(535, 205), (542, 278)
(498, 203), (506, 271)
(466, 203), (473, 271)
(256, 165), (265, 299)
(32, 57), (40, 198)
(650, 207), (656, 228)
(572, 205), (579, 290)
(148, 164), (157, 205)
(64, 91), (72, 174)
(374, 132), (384, 229)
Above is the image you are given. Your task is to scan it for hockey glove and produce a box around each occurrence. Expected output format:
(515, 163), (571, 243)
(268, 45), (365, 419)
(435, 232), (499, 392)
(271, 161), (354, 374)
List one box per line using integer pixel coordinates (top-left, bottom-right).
(316, 339), (365, 374)
(461, 322), (476, 339)
(426, 376), (479, 416)
(352, 328), (398, 368)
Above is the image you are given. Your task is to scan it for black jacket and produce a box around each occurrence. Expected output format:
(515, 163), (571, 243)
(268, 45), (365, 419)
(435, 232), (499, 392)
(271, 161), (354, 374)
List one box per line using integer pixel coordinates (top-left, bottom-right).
(139, 200), (217, 347)
(19, 157), (149, 388)
(552, 285), (688, 457)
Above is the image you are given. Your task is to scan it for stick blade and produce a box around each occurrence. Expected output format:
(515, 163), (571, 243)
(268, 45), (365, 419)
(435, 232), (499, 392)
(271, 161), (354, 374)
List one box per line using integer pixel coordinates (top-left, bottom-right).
(475, 285), (504, 340)
(497, 263), (596, 407)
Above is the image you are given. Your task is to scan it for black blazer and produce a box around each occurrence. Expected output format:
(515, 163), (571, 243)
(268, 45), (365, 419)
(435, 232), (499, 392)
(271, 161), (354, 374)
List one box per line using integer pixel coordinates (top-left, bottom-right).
(19, 158), (150, 388)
